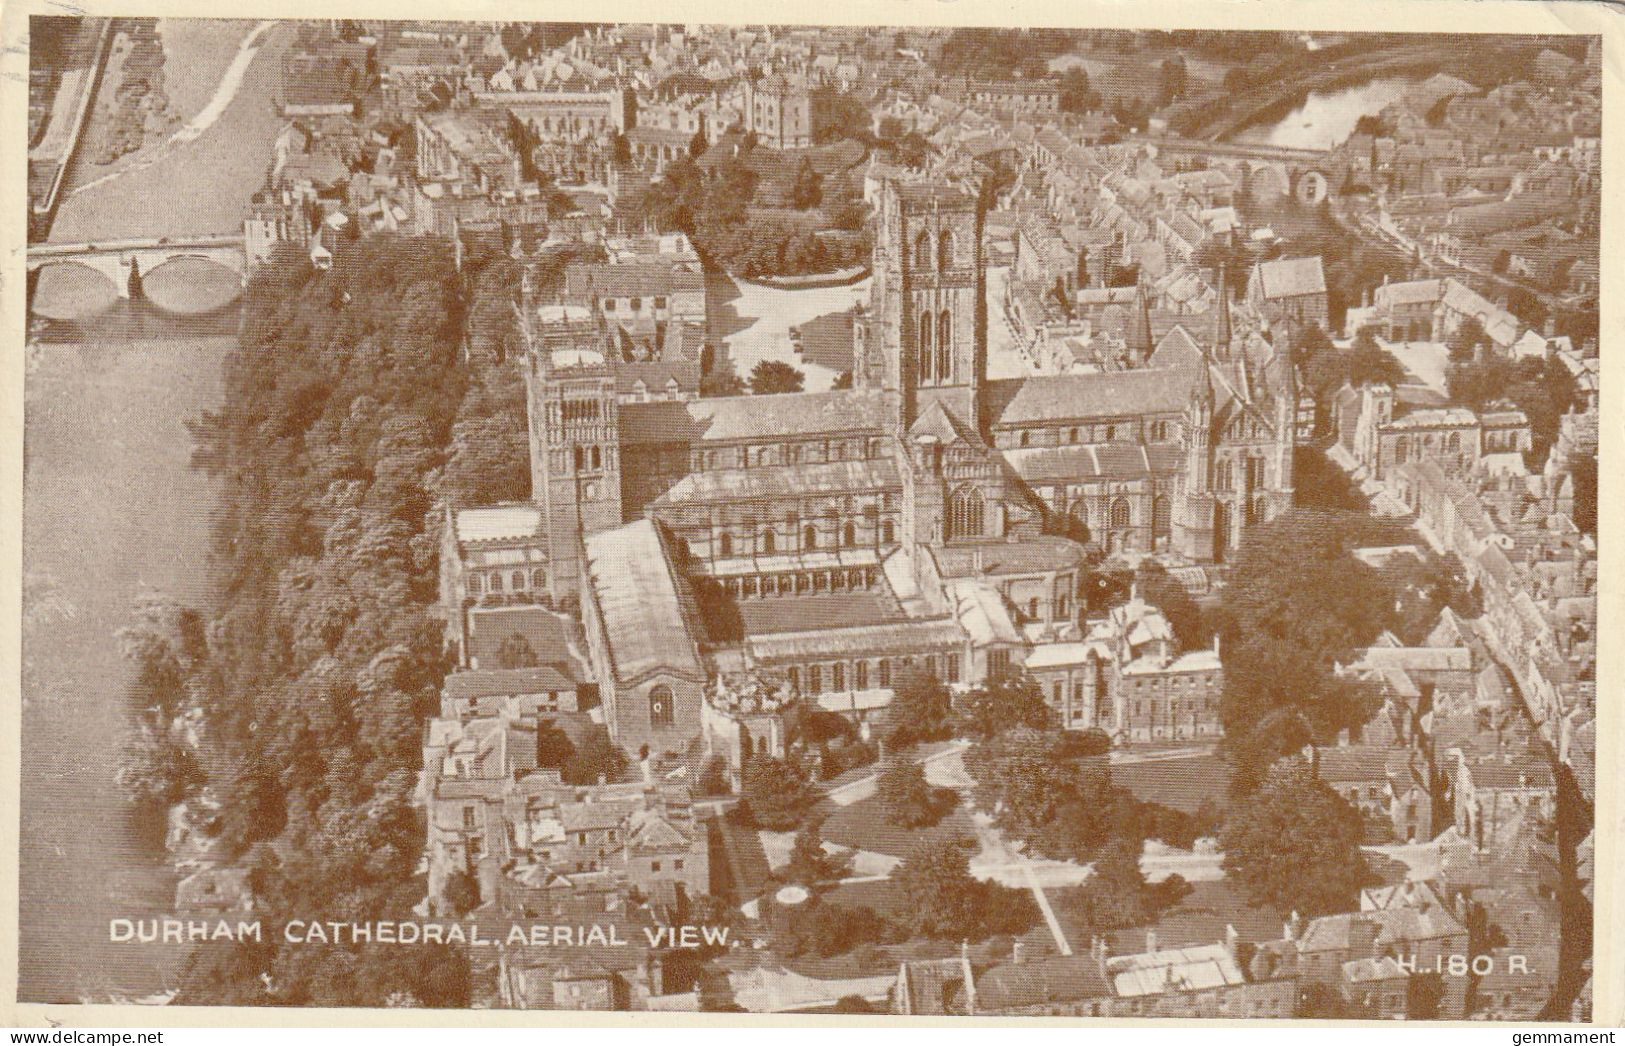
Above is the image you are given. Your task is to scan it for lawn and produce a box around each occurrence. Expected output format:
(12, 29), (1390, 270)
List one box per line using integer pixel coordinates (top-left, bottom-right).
(817, 793), (979, 860)
(1110, 754), (1230, 815)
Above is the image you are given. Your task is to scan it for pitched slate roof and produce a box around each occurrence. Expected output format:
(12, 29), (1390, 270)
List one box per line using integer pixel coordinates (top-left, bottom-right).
(582, 520), (705, 685)
(1253, 256), (1327, 300)
(655, 457), (900, 506)
(992, 369), (1192, 426)
(974, 954), (1111, 1011)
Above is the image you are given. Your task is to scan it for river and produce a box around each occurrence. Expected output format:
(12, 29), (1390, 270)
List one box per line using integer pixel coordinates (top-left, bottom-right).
(1230, 76), (1420, 152)
(20, 17), (285, 1006)
(21, 306), (238, 1003)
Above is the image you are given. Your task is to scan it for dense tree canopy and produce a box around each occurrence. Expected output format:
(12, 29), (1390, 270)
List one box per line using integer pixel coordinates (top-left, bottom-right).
(890, 839), (1037, 941)
(1221, 759), (1375, 915)
(1214, 509), (1391, 792)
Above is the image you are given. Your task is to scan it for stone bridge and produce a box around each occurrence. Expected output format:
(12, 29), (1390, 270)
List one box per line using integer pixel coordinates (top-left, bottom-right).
(26, 234), (247, 299)
(1142, 135), (1342, 206)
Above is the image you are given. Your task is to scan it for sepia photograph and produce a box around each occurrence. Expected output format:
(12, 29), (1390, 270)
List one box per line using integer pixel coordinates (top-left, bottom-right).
(12, 5), (1603, 1023)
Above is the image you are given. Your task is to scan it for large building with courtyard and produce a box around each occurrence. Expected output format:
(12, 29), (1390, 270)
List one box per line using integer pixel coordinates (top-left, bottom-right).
(443, 175), (1297, 761)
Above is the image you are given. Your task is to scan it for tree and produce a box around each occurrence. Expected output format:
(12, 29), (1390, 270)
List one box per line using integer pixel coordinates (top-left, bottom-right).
(1216, 509), (1391, 792)
(784, 822), (850, 888)
(884, 667), (953, 747)
(965, 726), (1119, 860)
(1058, 68), (1096, 113)
(1447, 317), (1488, 363)
(1061, 837), (1150, 934)
(1157, 54), (1189, 104)
(442, 869), (481, 916)
(892, 838), (1037, 940)
(779, 900), (893, 958)
(1346, 327), (1405, 388)
(1135, 560), (1206, 651)
(689, 126), (709, 159)
(790, 158), (823, 210)
(955, 671), (1054, 740)
(534, 718), (576, 769)
(701, 369), (747, 397)
(117, 713), (204, 807)
(495, 632), (540, 668)
(1220, 759), (1375, 915)
(830, 370), (854, 390)
(748, 360), (805, 396)
(560, 726), (625, 785)
(1571, 453), (1597, 535)
(879, 759), (953, 828)
(740, 754), (817, 830)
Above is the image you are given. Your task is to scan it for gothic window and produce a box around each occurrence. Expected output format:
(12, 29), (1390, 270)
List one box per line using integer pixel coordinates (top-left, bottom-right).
(718, 531), (732, 557)
(915, 230), (933, 271)
(532, 568), (547, 590)
(1447, 431), (1461, 451)
(574, 446), (585, 471)
(762, 529), (776, 554)
(1395, 437), (1409, 461)
(950, 486), (986, 540)
(1153, 496), (1172, 536)
(843, 521), (856, 547)
(1216, 459), (1233, 491)
(1253, 496), (1269, 525)
(809, 665), (822, 693)
(882, 519), (896, 544)
(919, 312), (935, 381)
(878, 659), (891, 686)
(804, 524), (818, 550)
(855, 660), (868, 688)
(489, 572), (504, 592)
(591, 446), (602, 470)
(787, 667), (800, 692)
(512, 571), (527, 590)
(1110, 497), (1131, 528)
(467, 574), (483, 595)
(649, 685), (675, 728)
(833, 663), (845, 690)
(938, 310), (952, 380)
(938, 229), (953, 270)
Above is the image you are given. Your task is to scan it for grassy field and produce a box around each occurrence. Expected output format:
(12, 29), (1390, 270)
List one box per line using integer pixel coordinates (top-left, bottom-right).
(817, 794), (980, 860)
(1110, 753), (1231, 815)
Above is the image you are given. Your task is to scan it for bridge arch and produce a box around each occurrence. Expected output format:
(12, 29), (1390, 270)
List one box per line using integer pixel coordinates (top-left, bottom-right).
(30, 261), (119, 321)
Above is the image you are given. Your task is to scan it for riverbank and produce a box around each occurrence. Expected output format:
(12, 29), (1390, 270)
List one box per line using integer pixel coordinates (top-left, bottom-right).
(21, 331), (232, 1003)
(50, 21), (288, 242)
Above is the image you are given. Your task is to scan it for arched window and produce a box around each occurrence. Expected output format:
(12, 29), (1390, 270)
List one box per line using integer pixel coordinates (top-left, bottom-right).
(1395, 437), (1409, 462)
(882, 519), (896, 543)
(649, 685), (675, 728)
(833, 662), (845, 690)
(804, 524), (818, 550)
(573, 446), (585, 471)
(1110, 497), (1131, 528)
(878, 658), (891, 686)
(808, 664), (822, 693)
(718, 531), (732, 557)
(915, 230), (933, 271)
(855, 660), (868, 689)
(787, 667), (800, 692)
(1027, 598), (1040, 619)
(488, 572), (504, 592)
(467, 573), (483, 595)
(532, 568), (547, 590)
(919, 311), (935, 381)
(843, 521), (856, 547)
(1447, 431), (1460, 451)
(512, 570), (527, 590)
(950, 486), (986, 540)
(938, 310), (952, 380)
(1153, 496), (1171, 537)
(938, 229), (953, 271)
(1253, 496), (1269, 525)
(590, 445), (602, 470)
(761, 529), (775, 554)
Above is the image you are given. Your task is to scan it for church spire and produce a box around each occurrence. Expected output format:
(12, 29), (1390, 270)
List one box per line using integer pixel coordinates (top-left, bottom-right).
(1211, 265), (1233, 358)
(1127, 276), (1154, 364)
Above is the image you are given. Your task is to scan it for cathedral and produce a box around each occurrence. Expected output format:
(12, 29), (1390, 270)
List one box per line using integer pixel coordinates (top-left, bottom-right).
(450, 175), (1297, 761)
